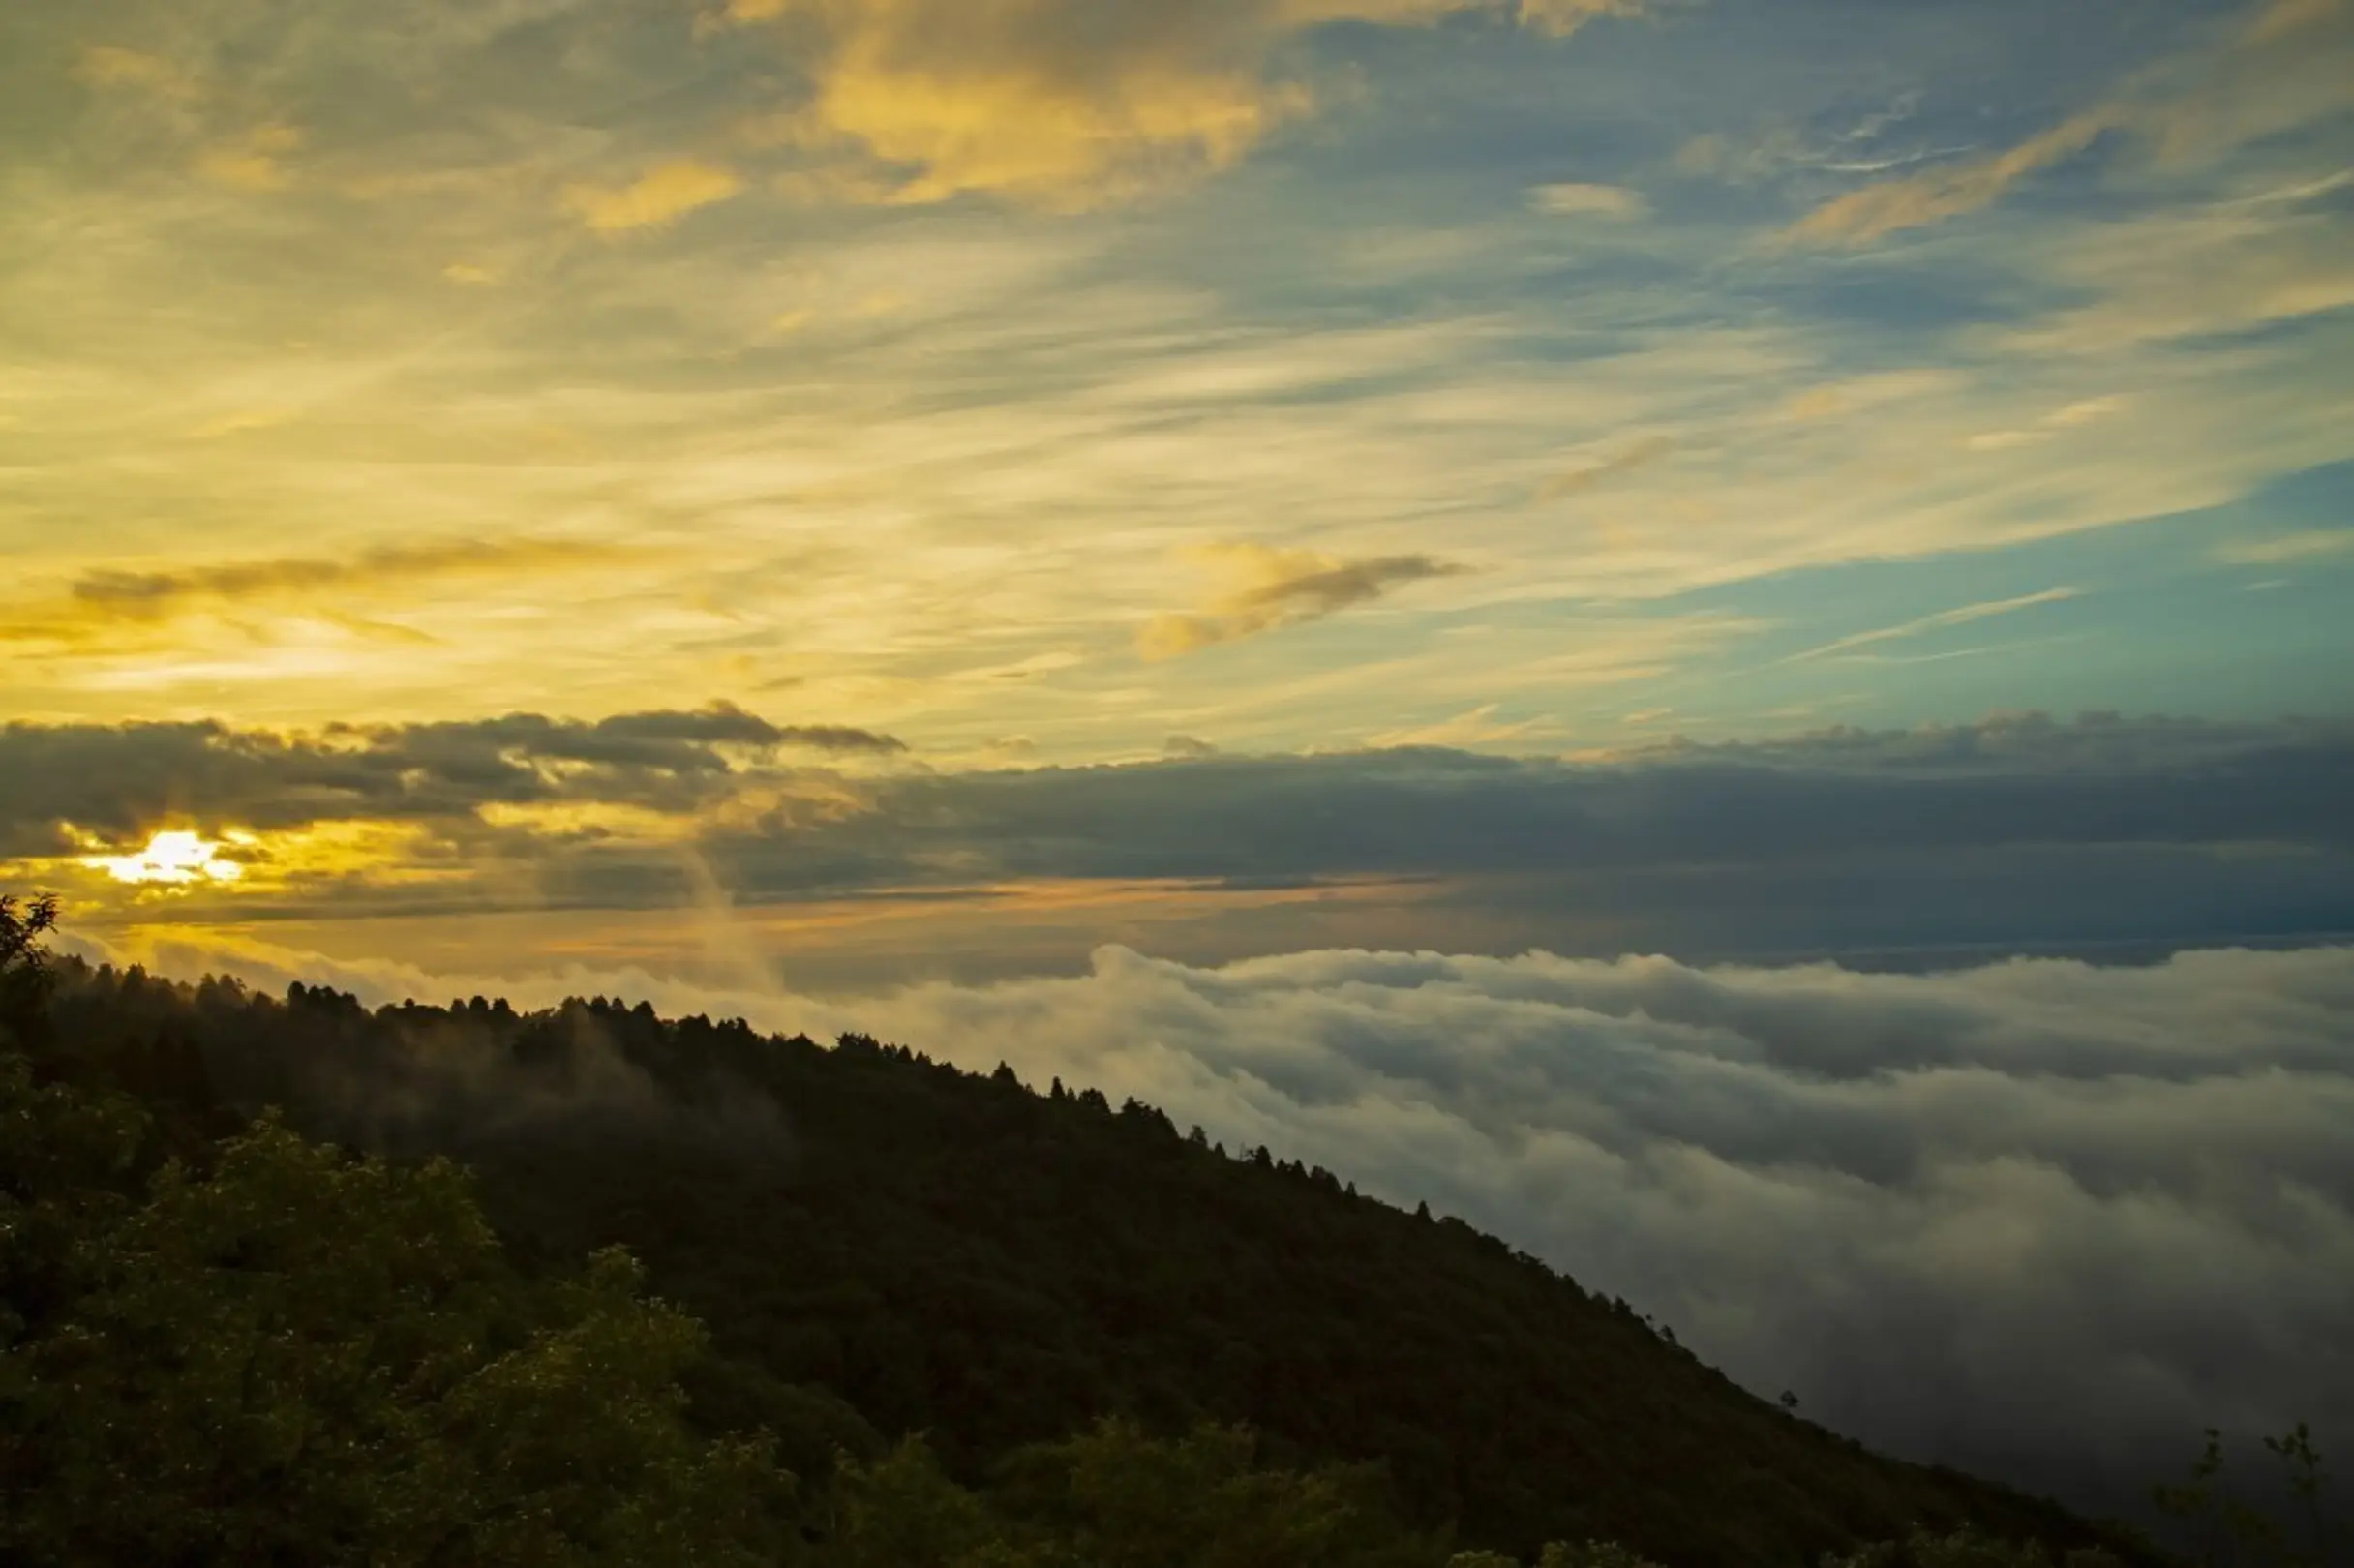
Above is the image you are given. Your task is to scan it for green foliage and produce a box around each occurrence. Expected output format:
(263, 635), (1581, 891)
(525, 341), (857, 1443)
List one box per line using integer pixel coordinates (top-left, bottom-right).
(977, 1418), (1446, 1568)
(0, 893), (60, 1044)
(1539, 1547), (1675, 1568)
(1819, 1523), (2130, 1568)
(808, 1418), (1613, 1568)
(2, 1050), (794, 1563)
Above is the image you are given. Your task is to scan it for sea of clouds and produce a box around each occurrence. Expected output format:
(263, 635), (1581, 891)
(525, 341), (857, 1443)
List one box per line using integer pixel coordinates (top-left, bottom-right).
(74, 927), (2354, 1525)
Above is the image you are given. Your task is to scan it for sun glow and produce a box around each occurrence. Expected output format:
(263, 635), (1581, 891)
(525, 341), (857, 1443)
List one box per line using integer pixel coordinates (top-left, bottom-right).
(81, 829), (252, 887)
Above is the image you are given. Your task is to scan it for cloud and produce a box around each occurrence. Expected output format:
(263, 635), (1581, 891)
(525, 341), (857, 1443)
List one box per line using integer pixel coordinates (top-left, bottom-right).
(2, 539), (627, 647)
(0, 704), (902, 860)
(1363, 703), (1549, 749)
(1528, 181), (1647, 219)
(2212, 530), (2354, 567)
(638, 710), (2354, 970)
(849, 941), (2354, 1525)
(195, 123), (304, 194)
(1963, 430), (2046, 453)
(753, 723), (909, 754)
(1775, 371), (1955, 424)
(91, 922), (2354, 1528)
(13, 712), (2354, 955)
(563, 160), (743, 231)
(1961, 397), (2129, 453)
(1537, 435), (1675, 498)
(13, 709), (2350, 1012)
(1785, 109), (2122, 246)
(74, 45), (194, 98)
(731, 0), (1649, 208)
(1673, 127), (1810, 185)
(2047, 396), (2126, 428)
(1990, 175), (2354, 353)
(1138, 543), (1469, 658)
(1513, 0), (1649, 36)
(2246, 0), (2347, 44)
(1780, 588), (2084, 665)
(68, 541), (591, 616)
(1784, 0), (2354, 245)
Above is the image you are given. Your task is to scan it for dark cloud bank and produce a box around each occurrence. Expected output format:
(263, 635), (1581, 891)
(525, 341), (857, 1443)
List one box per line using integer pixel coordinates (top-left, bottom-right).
(0, 702), (901, 856)
(13, 708), (2349, 960)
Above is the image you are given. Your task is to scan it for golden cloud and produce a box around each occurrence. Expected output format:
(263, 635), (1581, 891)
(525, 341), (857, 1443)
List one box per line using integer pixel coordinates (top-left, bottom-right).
(563, 159), (744, 231)
(1138, 541), (1468, 659)
(733, 0), (1648, 209)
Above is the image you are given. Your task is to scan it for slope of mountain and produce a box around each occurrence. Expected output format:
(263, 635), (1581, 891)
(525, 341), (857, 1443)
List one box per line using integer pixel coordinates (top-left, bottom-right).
(34, 956), (2157, 1568)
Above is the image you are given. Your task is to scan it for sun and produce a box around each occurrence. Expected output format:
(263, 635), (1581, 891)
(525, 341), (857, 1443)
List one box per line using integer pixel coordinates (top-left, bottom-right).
(81, 829), (252, 888)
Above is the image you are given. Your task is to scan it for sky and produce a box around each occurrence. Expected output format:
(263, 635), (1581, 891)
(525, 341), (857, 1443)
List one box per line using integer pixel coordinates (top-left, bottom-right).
(3, 0), (2351, 1527)
(2, 0), (2349, 972)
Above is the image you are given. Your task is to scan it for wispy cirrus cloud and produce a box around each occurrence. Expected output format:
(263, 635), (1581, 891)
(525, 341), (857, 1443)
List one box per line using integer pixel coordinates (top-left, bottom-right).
(1138, 543), (1470, 659)
(2, 539), (631, 647)
(1779, 588), (2083, 665)
(2212, 530), (2354, 566)
(1527, 181), (1648, 219)
(1537, 435), (1675, 498)
(1786, 0), (2351, 245)
(1784, 108), (2122, 247)
(1513, 0), (1651, 36)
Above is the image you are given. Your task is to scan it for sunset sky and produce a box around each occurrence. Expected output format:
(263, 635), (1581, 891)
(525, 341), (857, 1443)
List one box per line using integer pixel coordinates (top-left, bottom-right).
(6, 0), (2353, 1515)
(6, 0), (2350, 985)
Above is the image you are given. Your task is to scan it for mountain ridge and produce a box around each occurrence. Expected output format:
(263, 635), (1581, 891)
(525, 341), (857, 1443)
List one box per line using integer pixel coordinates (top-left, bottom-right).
(27, 952), (2163, 1567)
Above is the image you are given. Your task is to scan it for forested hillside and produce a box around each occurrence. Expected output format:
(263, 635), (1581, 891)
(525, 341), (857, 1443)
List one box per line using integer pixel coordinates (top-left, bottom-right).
(4, 899), (2165, 1567)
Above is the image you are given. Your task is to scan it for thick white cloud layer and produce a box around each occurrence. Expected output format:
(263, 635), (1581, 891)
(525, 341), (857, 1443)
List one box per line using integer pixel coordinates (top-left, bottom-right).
(81, 927), (2354, 1522)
